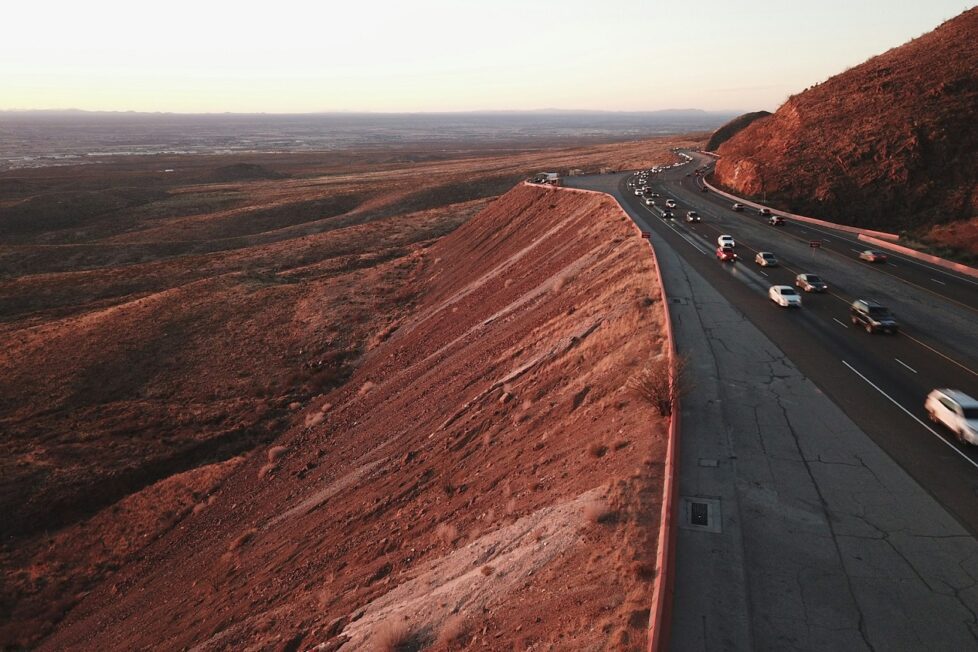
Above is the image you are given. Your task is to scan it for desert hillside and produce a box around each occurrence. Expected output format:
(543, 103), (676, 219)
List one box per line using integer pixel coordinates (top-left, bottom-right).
(0, 137), (691, 649)
(713, 7), (978, 253)
(30, 183), (669, 651)
(705, 111), (770, 152)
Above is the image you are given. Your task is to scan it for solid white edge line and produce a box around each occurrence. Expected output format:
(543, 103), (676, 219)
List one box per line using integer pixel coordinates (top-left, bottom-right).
(842, 360), (978, 470)
(832, 318), (849, 329)
(895, 358), (918, 374)
(931, 278), (947, 285)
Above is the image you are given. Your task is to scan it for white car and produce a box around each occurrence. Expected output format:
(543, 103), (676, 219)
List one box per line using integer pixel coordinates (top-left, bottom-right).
(926, 389), (978, 445)
(717, 235), (735, 248)
(769, 285), (801, 308)
(644, 197), (655, 206)
(685, 211), (701, 222)
(665, 199), (677, 208)
(755, 252), (778, 267)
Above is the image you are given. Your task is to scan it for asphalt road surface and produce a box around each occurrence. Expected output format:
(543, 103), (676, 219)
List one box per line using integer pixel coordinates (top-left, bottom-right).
(565, 158), (978, 650)
(602, 153), (978, 532)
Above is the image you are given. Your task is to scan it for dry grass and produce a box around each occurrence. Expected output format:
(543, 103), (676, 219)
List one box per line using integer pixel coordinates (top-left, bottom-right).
(435, 613), (470, 647)
(372, 619), (417, 652)
(583, 499), (616, 525)
(627, 354), (688, 417)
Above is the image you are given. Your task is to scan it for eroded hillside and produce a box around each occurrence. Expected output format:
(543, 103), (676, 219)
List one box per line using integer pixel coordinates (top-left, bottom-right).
(1, 138), (687, 649)
(32, 184), (669, 651)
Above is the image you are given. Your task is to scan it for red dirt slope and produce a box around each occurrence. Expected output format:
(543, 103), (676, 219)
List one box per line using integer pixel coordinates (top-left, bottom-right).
(37, 184), (669, 651)
(714, 8), (978, 251)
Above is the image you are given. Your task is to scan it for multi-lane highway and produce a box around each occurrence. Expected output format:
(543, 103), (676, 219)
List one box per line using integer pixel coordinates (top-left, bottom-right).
(620, 151), (978, 533)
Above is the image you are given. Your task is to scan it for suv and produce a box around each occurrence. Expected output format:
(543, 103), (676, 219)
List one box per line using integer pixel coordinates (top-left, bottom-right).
(925, 389), (978, 445)
(850, 299), (899, 334)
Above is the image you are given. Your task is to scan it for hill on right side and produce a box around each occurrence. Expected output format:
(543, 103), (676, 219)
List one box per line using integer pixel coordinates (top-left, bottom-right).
(713, 7), (978, 253)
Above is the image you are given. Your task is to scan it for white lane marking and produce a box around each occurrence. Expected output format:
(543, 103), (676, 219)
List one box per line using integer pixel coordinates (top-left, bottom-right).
(832, 318), (849, 329)
(902, 332), (978, 378)
(760, 270), (768, 277)
(842, 361), (978, 471)
(895, 358), (918, 374)
(850, 248), (863, 254)
(931, 278), (947, 286)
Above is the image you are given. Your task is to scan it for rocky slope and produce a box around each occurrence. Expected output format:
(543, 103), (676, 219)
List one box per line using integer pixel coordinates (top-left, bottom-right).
(714, 8), (978, 251)
(705, 111), (771, 152)
(33, 183), (669, 651)
(0, 137), (691, 648)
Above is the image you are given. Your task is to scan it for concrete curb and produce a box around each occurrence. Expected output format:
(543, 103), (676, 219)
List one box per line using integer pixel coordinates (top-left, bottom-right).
(698, 168), (978, 279)
(546, 181), (680, 652)
(858, 233), (978, 280)
(700, 176), (900, 241)
(645, 245), (679, 652)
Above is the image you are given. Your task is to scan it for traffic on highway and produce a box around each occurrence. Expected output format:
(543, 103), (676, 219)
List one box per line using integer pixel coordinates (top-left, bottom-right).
(622, 151), (978, 532)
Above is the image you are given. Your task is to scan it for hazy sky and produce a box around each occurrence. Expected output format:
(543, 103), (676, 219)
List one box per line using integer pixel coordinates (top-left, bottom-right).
(2, 0), (973, 113)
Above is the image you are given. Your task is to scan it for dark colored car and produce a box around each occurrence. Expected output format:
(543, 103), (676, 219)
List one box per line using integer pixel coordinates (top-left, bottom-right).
(795, 273), (828, 293)
(850, 299), (899, 334)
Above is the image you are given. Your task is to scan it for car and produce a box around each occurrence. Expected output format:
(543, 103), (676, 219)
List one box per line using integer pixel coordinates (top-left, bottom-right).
(701, 186), (709, 192)
(759, 207), (772, 216)
(859, 249), (888, 263)
(717, 234), (735, 248)
(716, 246), (738, 262)
(633, 188), (643, 196)
(644, 197), (656, 205)
(850, 299), (898, 334)
(768, 215), (785, 226)
(925, 389), (978, 445)
(685, 211), (701, 222)
(650, 192), (660, 198)
(662, 211), (675, 219)
(665, 199), (677, 208)
(755, 252), (779, 267)
(795, 273), (828, 292)
(769, 285), (802, 308)
(732, 203), (745, 211)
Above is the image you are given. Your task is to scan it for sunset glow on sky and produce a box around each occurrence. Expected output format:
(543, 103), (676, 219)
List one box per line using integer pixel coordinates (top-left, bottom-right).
(2, 0), (973, 113)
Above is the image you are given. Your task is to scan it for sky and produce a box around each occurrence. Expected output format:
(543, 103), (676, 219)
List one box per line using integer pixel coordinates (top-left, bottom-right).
(1, 0), (974, 114)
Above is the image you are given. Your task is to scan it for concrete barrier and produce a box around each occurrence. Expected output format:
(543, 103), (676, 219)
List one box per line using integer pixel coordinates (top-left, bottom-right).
(646, 243), (679, 652)
(858, 233), (978, 280)
(701, 176), (900, 241)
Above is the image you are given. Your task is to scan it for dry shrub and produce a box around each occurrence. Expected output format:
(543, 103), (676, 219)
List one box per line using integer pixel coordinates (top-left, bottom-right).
(480, 565), (494, 576)
(627, 354), (688, 417)
(228, 528), (257, 552)
(257, 463), (276, 480)
(583, 499), (616, 525)
(589, 442), (609, 458)
(435, 523), (458, 546)
(267, 446), (288, 463)
(372, 620), (417, 652)
(436, 613), (470, 647)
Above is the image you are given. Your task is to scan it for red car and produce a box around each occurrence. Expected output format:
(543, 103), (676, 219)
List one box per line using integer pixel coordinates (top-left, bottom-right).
(716, 246), (738, 262)
(858, 249), (888, 263)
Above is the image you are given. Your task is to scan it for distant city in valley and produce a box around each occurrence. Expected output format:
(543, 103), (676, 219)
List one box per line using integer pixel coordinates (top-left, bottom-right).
(0, 109), (737, 170)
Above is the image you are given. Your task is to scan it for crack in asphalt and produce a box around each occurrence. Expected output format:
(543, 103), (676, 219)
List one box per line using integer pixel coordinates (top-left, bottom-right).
(775, 392), (877, 652)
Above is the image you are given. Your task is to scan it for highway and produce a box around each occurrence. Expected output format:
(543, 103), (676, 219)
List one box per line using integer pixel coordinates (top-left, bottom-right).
(618, 152), (978, 533)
